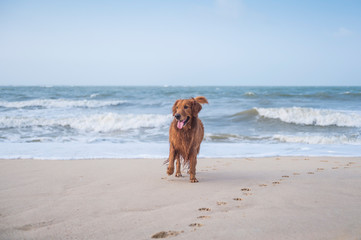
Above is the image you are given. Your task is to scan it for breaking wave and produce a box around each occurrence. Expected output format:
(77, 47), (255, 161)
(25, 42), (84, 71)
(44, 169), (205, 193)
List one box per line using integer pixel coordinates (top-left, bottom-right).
(204, 133), (361, 145)
(0, 113), (172, 132)
(255, 107), (361, 127)
(0, 99), (127, 109)
(273, 134), (361, 145)
(204, 133), (270, 142)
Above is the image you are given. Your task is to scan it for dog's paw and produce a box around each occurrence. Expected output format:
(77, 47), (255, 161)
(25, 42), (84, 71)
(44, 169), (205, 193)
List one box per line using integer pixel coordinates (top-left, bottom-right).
(167, 167), (174, 175)
(190, 178), (199, 183)
(175, 172), (182, 177)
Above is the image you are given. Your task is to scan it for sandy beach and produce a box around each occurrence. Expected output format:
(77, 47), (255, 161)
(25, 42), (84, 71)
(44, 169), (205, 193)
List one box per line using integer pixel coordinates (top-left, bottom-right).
(0, 156), (361, 240)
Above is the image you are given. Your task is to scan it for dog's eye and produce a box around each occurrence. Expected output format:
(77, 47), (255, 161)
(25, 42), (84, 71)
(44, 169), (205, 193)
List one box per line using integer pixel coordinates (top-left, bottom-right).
(184, 106), (188, 109)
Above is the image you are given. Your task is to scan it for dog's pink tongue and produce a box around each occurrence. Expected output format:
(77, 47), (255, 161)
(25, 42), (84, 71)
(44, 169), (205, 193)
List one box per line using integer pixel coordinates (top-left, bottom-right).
(177, 120), (184, 129)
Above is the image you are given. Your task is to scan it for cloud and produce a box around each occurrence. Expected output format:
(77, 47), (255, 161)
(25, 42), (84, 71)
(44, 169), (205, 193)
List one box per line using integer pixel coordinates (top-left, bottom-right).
(214, 0), (244, 19)
(334, 27), (353, 37)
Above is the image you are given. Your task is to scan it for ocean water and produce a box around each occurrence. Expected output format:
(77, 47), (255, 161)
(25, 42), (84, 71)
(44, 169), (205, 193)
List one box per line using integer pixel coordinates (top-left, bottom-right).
(0, 86), (361, 159)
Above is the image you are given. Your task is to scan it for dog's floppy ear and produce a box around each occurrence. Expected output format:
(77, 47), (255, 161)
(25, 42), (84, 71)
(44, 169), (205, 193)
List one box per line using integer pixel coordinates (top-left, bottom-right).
(192, 99), (202, 118)
(172, 100), (180, 116)
(194, 96), (208, 104)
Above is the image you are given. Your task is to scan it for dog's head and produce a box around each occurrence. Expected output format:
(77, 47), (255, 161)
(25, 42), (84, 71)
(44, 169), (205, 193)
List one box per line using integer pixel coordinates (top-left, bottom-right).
(172, 96), (208, 129)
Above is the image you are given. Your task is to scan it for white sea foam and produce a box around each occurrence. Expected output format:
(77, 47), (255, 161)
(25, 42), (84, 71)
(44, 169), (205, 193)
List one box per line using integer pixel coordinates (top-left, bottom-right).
(0, 99), (127, 109)
(255, 107), (361, 127)
(90, 93), (100, 98)
(273, 134), (361, 145)
(68, 113), (172, 132)
(204, 133), (270, 142)
(0, 113), (172, 132)
(244, 92), (256, 96)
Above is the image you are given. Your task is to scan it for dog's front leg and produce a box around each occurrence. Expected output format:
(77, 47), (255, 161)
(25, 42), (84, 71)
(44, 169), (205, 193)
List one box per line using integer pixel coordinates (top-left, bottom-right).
(189, 153), (198, 183)
(167, 145), (176, 176)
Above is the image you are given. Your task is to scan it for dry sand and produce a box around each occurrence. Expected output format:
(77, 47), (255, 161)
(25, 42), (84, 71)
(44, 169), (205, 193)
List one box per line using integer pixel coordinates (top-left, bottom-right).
(0, 157), (361, 240)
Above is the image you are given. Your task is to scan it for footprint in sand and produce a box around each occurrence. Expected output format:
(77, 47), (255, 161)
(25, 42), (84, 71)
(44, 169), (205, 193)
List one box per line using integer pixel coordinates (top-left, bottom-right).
(189, 223), (203, 227)
(16, 221), (53, 231)
(307, 172), (315, 174)
(293, 173), (300, 175)
(152, 231), (183, 239)
(198, 208), (211, 212)
(332, 167), (339, 169)
(217, 201), (227, 206)
(259, 184), (267, 187)
(233, 198), (243, 201)
(346, 162), (356, 167)
(272, 181), (280, 185)
(282, 175), (289, 178)
(197, 216), (211, 219)
(241, 188), (251, 192)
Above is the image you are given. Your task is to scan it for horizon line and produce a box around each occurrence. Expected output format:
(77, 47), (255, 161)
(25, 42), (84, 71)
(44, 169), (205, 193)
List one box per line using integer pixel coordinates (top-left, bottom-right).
(1, 84), (361, 88)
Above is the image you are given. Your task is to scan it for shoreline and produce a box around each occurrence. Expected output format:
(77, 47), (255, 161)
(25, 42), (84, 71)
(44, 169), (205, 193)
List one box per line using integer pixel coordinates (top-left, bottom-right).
(1, 155), (361, 160)
(2, 142), (361, 160)
(1, 156), (361, 239)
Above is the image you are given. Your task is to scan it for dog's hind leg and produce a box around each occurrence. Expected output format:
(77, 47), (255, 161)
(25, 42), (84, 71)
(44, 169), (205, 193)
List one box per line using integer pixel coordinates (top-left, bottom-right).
(175, 154), (182, 177)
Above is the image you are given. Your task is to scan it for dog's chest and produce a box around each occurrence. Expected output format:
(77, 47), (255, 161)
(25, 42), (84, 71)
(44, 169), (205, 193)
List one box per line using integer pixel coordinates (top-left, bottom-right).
(175, 129), (192, 143)
(171, 123), (195, 149)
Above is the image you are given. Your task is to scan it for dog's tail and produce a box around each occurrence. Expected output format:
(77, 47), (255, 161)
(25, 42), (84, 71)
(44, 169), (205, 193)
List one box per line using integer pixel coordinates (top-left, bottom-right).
(194, 96), (208, 104)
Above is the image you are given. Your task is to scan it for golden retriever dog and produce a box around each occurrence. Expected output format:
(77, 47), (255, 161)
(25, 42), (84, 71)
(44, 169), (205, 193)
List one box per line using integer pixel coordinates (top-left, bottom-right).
(167, 96), (208, 183)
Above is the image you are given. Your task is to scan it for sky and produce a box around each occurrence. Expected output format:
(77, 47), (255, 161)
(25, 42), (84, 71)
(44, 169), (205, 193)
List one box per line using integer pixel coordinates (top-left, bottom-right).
(0, 0), (361, 86)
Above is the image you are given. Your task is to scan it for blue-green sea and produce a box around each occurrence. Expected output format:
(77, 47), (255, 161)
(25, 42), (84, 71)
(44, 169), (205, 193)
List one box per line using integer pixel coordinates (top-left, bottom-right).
(1, 86), (360, 159)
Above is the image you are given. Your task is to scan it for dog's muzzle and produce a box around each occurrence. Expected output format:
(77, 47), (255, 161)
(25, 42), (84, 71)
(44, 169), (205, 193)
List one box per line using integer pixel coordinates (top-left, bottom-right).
(175, 116), (190, 129)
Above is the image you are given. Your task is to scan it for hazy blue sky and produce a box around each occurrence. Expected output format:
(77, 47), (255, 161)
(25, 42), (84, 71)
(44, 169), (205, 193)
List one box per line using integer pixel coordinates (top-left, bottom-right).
(1, 0), (361, 86)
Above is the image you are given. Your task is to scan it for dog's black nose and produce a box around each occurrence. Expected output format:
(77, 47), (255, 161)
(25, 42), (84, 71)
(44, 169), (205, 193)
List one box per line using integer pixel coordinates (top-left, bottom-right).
(174, 113), (181, 120)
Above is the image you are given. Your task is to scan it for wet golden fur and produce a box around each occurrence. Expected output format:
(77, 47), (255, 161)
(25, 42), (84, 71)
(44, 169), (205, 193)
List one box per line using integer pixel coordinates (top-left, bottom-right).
(167, 96), (208, 182)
